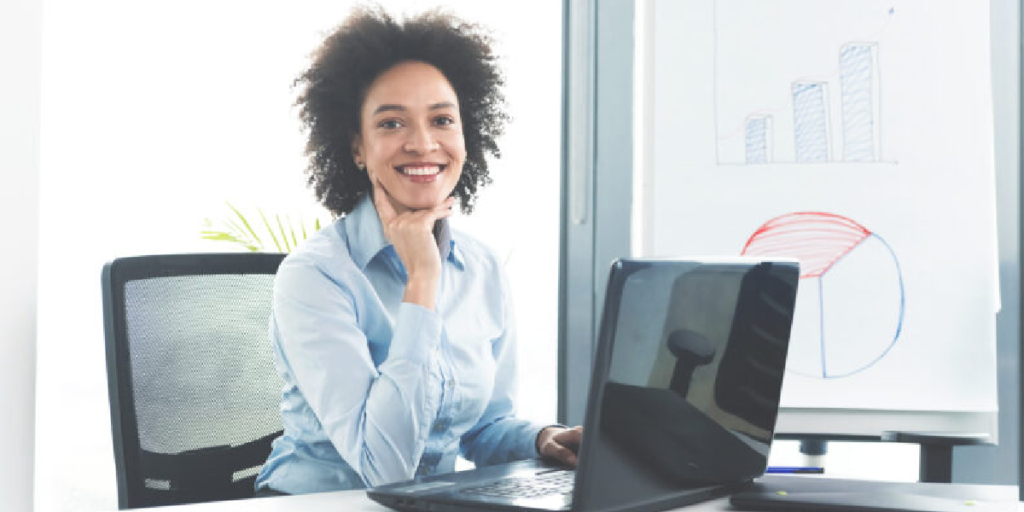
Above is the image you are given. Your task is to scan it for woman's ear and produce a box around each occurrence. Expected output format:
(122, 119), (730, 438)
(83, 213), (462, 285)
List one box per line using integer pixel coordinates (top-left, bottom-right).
(351, 134), (364, 168)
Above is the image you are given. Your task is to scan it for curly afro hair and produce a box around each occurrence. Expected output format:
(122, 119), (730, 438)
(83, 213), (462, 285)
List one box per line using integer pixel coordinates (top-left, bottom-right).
(295, 5), (509, 217)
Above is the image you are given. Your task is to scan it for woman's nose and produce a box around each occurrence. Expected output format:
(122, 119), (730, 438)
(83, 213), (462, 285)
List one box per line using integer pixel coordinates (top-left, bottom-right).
(403, 123), (439, 154)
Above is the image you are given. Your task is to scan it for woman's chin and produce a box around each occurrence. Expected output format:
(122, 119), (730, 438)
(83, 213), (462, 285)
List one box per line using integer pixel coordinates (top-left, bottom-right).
(389, 199), (444, 214)
(398, 194), (455, 212)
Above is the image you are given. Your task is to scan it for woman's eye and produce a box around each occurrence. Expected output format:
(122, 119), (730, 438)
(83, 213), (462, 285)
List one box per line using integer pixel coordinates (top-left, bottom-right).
(378, 119), (402, 129)
(434, 116), (455, 126)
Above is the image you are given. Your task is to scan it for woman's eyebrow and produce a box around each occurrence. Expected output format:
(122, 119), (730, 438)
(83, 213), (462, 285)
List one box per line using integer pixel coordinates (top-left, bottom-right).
(372, 104), (405, 115)
(372, 102), (456, 116)
(429, 101), (456, 110)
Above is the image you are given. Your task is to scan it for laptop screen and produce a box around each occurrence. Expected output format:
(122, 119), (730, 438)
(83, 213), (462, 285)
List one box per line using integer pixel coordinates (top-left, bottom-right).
(572, 259), (799, 512)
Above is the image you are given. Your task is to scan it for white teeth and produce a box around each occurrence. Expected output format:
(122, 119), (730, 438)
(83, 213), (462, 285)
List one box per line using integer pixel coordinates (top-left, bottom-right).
(402, 166), (441, 176)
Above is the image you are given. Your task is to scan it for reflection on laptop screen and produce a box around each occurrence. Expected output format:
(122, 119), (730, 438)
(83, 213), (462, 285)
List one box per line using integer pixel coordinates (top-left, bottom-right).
(573, 260), (799, 512)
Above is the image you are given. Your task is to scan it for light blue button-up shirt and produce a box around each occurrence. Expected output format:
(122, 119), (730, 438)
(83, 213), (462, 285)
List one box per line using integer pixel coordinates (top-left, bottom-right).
(254, 196), (548, 494)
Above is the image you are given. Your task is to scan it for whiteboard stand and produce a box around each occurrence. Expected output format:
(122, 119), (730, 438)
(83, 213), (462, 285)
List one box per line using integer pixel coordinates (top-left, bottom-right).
(881, 431), (993, 483)
(798, 439), (828, 469)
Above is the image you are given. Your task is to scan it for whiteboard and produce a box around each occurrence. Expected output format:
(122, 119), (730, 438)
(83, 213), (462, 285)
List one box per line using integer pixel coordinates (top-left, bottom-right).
(641, 0), (1000, 439)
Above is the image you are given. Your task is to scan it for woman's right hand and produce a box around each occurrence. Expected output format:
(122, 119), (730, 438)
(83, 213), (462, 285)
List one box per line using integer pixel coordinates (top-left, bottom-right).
(372, 178), (455, 310)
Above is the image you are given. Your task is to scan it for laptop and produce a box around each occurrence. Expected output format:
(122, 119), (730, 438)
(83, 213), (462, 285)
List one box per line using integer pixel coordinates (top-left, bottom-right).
(368, 257), (801, 512)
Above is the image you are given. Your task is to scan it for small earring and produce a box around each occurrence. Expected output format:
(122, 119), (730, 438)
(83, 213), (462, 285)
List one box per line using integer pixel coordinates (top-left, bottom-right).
(357, 162), (366, 171)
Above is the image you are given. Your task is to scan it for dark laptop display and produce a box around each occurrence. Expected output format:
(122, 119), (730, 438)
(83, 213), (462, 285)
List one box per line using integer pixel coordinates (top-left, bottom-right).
(368, 258), (800, 512)
(573, 259), (798, 512)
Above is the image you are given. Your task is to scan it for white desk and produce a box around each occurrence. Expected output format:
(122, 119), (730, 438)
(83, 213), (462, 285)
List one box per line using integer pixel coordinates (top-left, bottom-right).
(95, 478), (1022, 512)
(99, 491), (737, 512)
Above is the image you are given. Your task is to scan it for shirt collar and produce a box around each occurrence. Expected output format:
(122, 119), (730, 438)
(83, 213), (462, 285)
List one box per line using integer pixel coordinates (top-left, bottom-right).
(343, 195), (465, 271)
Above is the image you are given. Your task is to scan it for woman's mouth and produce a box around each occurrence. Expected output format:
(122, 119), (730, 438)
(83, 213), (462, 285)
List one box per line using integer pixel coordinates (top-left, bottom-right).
(397, 164), (445, 175)
(396, 164), (446, 182)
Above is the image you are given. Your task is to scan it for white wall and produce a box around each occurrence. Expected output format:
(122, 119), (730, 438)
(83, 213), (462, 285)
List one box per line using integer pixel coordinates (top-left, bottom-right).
(0, 0), (41, 510)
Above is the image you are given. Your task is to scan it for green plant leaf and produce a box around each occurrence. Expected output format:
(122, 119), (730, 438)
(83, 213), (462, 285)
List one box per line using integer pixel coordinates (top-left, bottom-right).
(228, 203), (264, 248)
(276, 214), (291, 252)
(259, 209), (283, 252)
(200, 230), (260, 252)
(203, 203), (324, 254)
(288, 215), (299, 247)
(223, 218), (255, 247)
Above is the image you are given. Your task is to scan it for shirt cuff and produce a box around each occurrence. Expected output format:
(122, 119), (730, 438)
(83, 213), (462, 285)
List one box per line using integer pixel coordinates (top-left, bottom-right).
(387, 302), (443, 365)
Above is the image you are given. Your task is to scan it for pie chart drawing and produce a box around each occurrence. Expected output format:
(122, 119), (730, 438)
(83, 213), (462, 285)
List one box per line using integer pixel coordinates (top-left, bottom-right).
(741, 212), (905, 378)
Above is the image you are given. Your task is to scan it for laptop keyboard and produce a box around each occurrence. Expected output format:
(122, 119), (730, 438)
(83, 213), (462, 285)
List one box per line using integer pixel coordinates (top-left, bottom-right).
(461, 469), (575, 500)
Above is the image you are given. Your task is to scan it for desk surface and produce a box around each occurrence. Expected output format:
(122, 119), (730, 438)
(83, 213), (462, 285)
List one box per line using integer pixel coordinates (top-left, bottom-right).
(148, 491), (734, 512)
(106, 477), (1021, 512)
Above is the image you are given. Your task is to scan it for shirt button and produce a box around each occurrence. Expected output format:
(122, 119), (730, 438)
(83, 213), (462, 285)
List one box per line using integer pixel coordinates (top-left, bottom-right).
(420, 452), (441, 468)
(432, 417), (452, 433)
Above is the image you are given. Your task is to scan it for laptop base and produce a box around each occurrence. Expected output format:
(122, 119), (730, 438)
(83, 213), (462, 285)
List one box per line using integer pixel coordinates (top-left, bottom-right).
(368, 459), (571, 512)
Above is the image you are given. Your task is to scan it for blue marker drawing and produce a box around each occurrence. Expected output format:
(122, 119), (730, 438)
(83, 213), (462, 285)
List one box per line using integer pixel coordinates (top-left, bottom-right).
(840, 43), (881, 162)
(714, 2), (897, 165)
(745, 115), (773, 164)
(792, 82), (831, 163)
(742, 212), (906, 379)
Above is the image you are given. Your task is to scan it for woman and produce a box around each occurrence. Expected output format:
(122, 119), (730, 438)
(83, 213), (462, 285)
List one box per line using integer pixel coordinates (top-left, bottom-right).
(254, 6), (581, 496)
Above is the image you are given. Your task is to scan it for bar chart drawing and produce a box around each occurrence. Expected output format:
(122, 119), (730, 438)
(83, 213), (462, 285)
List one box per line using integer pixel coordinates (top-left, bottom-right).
(741, 212), (905, 378)
(716, 2), (894, 165)
(792, 82), (832, 163)
(745, 115), (773, 163)
(840, 43), (882, 162)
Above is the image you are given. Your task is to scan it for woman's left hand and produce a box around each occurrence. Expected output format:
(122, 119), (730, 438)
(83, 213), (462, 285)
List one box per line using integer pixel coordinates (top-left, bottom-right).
(536, 426), (583, 468)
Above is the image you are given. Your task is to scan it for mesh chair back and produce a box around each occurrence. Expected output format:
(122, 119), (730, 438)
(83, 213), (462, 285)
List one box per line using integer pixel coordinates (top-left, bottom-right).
(102, 254), (285, 509)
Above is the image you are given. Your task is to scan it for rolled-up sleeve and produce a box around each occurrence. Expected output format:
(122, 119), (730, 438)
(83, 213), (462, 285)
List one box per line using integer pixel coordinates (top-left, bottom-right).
(459, 266), (548, 466)
(273, 257), (442, 487)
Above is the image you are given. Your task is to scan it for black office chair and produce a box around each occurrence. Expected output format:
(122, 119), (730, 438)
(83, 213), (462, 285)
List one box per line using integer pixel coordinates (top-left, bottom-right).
(101, 253), (286, 509)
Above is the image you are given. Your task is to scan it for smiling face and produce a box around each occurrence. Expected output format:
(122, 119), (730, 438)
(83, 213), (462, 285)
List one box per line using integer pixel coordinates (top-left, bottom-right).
(353, 61), (467, 216)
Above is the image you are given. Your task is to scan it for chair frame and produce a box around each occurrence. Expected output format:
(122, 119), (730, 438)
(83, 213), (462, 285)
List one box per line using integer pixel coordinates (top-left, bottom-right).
(101, 253), (285, 509)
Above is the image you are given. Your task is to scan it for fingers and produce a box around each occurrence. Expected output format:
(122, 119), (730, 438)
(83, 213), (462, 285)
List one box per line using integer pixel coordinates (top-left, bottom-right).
(540, 437), (577, 467)
(543, 442), (578, 468)
(372, 179), (455, 249)
(387, 197), (454, 231)
(371, 177), (455, 224)
(540, 426), (584, 468)
(552, 426), (583, 450)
